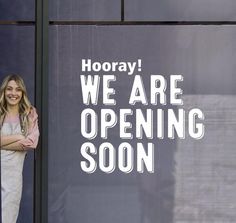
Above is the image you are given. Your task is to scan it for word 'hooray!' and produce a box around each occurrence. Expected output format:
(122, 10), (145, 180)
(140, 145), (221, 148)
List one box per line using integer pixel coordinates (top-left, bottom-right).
(81, 59), (142, 75)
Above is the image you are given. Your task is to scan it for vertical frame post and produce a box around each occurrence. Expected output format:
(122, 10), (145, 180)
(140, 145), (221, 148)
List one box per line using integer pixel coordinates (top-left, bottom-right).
(121, 0), (125, 21)
(35, 0), (48, 222)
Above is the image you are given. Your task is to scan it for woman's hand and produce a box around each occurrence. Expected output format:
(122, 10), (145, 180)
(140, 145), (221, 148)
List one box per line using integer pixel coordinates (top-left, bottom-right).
(17, 134), (25, 141)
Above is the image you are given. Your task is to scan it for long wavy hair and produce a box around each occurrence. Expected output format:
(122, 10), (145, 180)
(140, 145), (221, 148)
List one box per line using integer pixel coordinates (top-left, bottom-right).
(0, 74), (32, 134)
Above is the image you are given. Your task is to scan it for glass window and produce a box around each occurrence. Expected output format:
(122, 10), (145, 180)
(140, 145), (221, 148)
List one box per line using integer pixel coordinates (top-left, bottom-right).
(0, 25), (35, 223)
(48, 25), (236, 222)
(49, 0), (120, 21)
(125, 0), (236, 21)
(0, 0), (35, 21)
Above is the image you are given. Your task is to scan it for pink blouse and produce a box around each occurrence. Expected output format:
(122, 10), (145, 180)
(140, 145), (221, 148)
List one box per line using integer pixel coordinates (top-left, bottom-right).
(18, 107), (40, 150)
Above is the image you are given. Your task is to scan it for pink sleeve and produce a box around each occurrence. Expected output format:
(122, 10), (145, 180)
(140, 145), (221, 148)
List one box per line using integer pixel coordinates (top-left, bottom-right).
(19, 107), (40, 149)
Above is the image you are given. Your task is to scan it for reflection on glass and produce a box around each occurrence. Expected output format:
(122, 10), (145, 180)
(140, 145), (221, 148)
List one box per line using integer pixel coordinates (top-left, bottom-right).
(175, 95), (236, 222)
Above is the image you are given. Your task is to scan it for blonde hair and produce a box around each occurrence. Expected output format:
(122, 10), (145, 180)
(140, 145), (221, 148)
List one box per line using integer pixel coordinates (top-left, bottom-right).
(0, 74), (32, 134)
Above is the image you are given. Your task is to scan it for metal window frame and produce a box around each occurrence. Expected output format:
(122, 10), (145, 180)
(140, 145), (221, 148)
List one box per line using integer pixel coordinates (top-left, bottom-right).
(34, 0), (48, 223)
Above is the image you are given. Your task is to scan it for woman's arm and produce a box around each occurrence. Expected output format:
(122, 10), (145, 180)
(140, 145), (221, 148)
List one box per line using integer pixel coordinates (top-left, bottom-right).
(1, 141), (24, 151)
(0, 107), (39, 151)
(18, 107), (40, 150)
(1, 134), (25, 147)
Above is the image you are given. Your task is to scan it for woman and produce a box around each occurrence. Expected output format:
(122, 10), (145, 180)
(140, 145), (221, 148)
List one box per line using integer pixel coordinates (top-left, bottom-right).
(0, 74), (39, 223)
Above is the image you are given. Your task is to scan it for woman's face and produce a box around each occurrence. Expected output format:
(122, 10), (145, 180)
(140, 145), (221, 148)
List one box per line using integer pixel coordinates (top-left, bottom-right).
(5, 80), (23, 107)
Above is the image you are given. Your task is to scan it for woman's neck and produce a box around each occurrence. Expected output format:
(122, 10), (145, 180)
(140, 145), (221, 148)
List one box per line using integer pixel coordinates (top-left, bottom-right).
(7, 105), (19, 116)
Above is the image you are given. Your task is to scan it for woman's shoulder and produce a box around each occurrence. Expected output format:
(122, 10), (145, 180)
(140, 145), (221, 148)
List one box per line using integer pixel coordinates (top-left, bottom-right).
(28, 106), (38, 121)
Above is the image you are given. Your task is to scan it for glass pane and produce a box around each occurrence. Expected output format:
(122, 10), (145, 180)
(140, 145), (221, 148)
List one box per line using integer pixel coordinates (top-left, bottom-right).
(0, 0), (35, 21)
(125, 0), (236, 21)
(49, 0), (120, 21)
(48, 25), (236, 223)
(0, 25), (35, 223)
